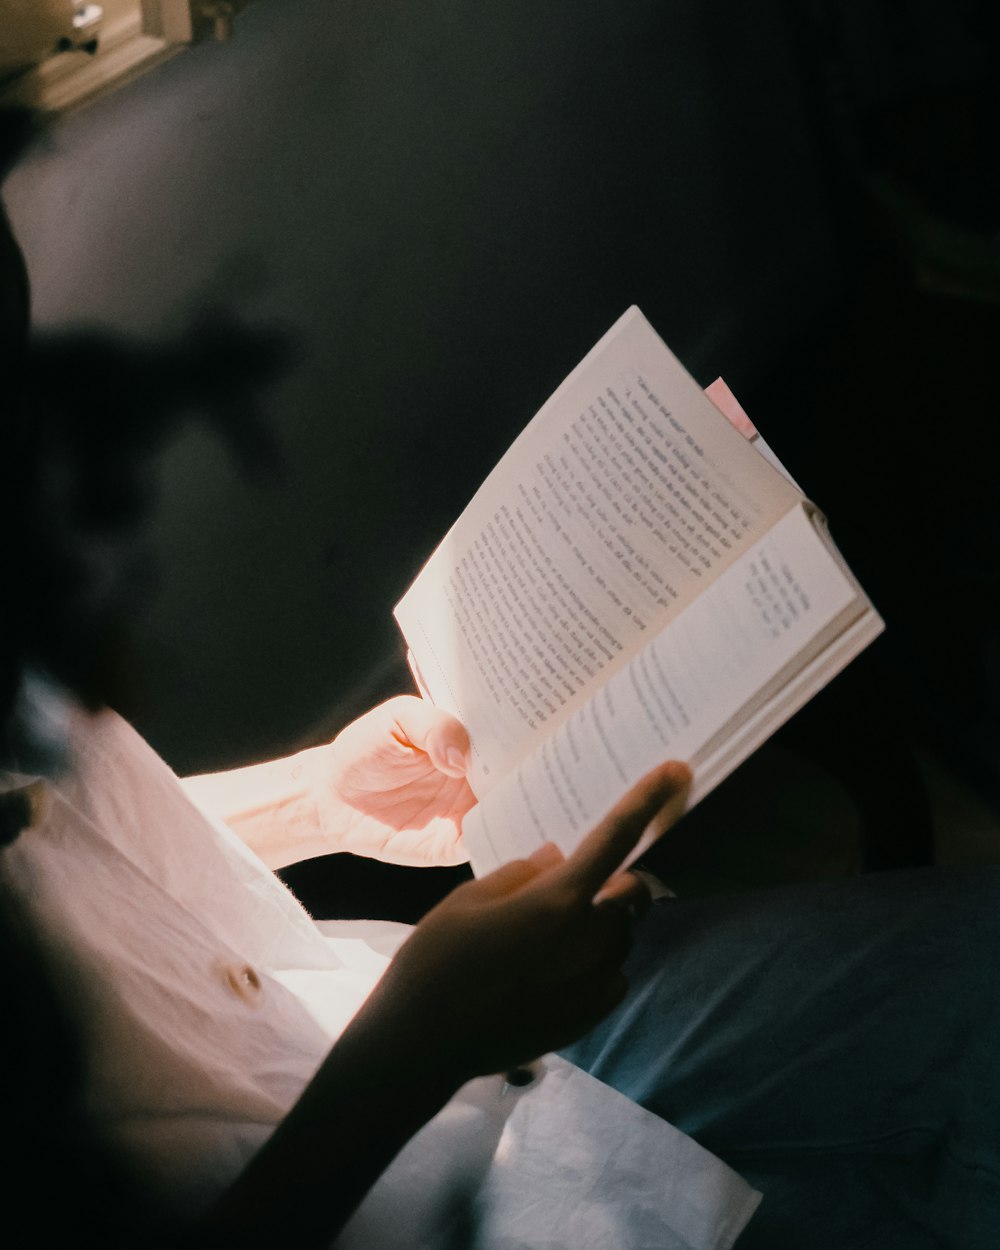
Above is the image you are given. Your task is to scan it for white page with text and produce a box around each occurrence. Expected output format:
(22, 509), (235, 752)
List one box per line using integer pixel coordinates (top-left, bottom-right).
(461, 504), (861, 874)
(395, 308), (802, 793)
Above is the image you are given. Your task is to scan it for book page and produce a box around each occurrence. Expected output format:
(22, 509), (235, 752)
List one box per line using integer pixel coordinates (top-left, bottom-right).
(395, 308), (802, 793)
(461, 503), (864, 875)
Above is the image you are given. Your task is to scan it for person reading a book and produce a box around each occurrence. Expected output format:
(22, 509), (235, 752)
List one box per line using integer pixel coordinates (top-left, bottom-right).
(1, 112), (750, 1248)
(1, 698), (693, 1247)
(3, 109), (998, 1250)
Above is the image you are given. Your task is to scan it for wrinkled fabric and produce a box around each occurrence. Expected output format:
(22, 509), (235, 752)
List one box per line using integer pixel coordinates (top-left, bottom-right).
(339, 1055), (759, 1250)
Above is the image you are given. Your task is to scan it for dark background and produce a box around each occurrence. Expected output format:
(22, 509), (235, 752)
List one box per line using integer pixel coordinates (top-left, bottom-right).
(5, 0), (997, 910)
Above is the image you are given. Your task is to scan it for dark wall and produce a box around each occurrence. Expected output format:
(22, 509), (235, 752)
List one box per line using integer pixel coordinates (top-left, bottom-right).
(4, 0), (841, 771)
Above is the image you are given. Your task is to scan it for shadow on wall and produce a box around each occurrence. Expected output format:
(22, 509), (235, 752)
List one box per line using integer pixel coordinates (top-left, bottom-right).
(4, 0), (846, 771)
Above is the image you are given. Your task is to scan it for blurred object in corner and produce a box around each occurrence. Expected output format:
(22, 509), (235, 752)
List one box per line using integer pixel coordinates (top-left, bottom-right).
(0, 0), (255, 116)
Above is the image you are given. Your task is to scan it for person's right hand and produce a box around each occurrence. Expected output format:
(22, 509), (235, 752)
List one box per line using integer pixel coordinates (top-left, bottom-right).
(207, 761), (690, 1247)
(362, 760), (691, 1086)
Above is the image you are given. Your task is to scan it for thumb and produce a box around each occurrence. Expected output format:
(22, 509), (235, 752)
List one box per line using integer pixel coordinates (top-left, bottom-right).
(386, 695), (471, 779)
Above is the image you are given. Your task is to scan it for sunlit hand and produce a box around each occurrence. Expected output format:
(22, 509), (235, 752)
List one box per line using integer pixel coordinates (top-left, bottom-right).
(206, 761), (690, 1248)
(314, 696), (477, 867)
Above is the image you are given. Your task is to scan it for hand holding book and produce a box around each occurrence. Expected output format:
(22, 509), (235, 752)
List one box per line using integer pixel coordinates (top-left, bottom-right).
(395, 308), (882, 875)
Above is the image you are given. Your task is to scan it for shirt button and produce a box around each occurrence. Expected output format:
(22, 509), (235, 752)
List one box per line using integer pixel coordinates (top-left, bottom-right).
(223, 963), (263, 1005)
(0, 781), (50, 845)
(504, 1064), (538, 1089)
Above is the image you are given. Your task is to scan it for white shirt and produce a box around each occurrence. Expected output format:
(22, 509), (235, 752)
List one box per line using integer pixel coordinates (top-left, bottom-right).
(1, 708), (759, 1248)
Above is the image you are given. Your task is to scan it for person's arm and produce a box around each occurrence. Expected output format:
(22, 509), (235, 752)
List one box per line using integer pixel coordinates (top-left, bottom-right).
(179, 696), (476, 869)
(201, 761), (691, 1247)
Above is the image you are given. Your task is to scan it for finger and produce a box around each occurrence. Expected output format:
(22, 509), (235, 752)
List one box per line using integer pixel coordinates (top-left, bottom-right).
(469, 843), (564, 900)
(551, 761), (691, 900)
(593, 870), (653, 920)
(533, 888), (635, 987)
(386, 696), (472, 778)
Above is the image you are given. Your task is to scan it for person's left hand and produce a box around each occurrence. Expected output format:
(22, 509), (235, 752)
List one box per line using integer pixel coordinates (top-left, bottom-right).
(314, 696), (476, 867)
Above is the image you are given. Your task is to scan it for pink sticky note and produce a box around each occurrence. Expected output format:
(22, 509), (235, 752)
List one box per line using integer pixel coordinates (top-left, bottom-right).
(705, 377), (758, 441)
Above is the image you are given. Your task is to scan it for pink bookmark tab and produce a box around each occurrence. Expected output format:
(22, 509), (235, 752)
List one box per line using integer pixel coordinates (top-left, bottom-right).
(705, 376), (803, 492)
(705, 376), (758, 440)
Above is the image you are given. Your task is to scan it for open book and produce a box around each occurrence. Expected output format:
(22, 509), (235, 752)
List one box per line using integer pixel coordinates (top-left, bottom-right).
(394, 308), (883, 876)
